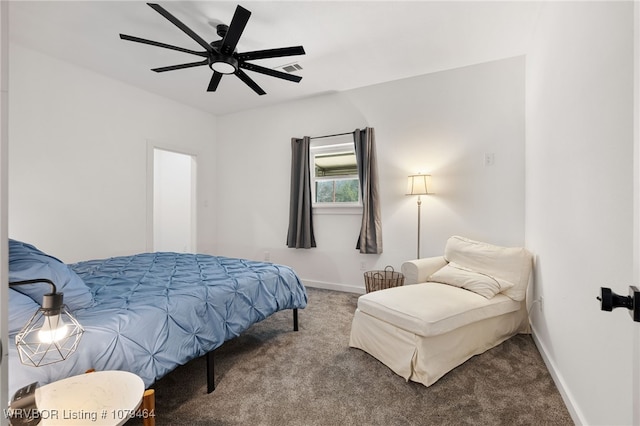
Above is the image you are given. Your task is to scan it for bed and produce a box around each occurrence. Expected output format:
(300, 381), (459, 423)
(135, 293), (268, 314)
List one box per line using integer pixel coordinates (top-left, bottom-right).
(7, 239), (308, 398)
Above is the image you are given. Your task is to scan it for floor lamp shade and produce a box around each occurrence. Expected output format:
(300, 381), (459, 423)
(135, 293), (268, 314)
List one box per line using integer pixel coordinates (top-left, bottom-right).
(406, 174), (432, 196)
(406, 174), (433, 259)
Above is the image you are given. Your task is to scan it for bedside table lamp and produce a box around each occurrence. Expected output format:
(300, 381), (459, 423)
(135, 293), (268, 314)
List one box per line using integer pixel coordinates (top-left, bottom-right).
(9, 279), (84, 367)
(406, 174), (433, 259)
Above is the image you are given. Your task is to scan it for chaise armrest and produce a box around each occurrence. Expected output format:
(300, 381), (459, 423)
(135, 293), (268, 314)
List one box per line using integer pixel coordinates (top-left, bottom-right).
(401, 256), (448, 285)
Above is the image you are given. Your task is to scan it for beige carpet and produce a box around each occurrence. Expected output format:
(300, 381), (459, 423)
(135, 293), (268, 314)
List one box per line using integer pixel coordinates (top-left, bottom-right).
(131, 287), (573, 425)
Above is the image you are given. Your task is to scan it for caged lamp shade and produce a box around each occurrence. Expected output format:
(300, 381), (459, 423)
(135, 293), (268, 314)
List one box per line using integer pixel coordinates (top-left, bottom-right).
(10, 279), (84, 367)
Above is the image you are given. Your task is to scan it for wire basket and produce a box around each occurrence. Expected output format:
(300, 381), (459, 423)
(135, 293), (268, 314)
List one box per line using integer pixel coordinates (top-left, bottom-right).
(364, 266), (405, 293)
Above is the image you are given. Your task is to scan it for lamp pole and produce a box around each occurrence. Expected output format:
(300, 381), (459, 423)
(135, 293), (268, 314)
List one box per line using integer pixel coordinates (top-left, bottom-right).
(406, 173), (432, 260)
(416, 195), (422, 259)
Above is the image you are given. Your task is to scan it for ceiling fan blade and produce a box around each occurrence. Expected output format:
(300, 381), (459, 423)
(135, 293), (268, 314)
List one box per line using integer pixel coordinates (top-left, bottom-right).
(152, 59), (208, 73)
(236, 46), (305, 61)
(220, 5), (251, 55)
(235, 69), (266, 95)
(147, 3), (213, 53)
(120, 34), (208, 57)
(239, 62), (302, 83)
(207, 72), (224, 92)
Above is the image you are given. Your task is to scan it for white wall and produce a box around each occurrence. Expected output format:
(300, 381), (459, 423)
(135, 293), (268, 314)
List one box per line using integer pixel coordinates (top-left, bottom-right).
(216, 56), (526, 292)
(526, 2), (634, 424)
(8, 44), (217, 262)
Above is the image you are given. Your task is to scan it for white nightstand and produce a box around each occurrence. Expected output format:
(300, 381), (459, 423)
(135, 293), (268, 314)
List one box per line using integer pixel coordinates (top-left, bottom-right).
(34, 370), (146, 426)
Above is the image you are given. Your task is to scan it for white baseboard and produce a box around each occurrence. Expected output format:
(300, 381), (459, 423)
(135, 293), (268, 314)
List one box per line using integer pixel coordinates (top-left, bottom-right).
(531, 326), (584, 425)
(302, 279), (365, 294)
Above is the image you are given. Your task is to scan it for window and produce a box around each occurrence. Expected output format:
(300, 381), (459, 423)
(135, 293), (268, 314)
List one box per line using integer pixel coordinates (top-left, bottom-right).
(310, 141), (361, 211)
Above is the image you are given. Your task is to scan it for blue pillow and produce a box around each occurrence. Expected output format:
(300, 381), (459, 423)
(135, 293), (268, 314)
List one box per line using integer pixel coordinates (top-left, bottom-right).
(9, 239), (94, 311)
(8, 289), (40, 335)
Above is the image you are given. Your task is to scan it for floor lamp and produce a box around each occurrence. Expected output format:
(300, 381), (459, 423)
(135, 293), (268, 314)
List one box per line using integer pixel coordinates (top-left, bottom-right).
(406, 174), (433, 259)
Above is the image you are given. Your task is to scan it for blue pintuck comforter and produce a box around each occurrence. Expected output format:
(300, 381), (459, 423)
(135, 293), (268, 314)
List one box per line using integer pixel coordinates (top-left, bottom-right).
(8, 248), (307, 396)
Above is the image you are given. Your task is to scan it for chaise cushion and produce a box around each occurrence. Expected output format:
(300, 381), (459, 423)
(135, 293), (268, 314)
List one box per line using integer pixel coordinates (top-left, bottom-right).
(356, 282), (521, 337)
(443, 236), (532, 301)
(428, 261), (514, 298)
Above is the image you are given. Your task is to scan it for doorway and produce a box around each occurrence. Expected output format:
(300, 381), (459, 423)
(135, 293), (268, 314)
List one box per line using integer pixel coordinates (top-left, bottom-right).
(152, 147), (197, 253)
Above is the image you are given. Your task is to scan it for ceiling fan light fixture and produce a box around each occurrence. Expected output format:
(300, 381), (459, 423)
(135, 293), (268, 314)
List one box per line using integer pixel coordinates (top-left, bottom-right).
(209, 56), (238, 74)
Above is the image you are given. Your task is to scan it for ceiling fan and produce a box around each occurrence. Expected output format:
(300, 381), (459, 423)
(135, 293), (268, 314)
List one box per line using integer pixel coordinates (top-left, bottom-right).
(120, 3), (305, 95)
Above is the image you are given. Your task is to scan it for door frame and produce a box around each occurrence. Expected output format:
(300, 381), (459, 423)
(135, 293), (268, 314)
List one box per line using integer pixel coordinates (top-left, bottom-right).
(0, 1), (9, 422)
(633, 2), (640, 423)
(146, 140), (198, 253)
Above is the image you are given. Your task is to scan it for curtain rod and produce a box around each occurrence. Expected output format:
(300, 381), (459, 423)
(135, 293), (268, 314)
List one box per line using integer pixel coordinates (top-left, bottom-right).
(309, 131), (354, 140)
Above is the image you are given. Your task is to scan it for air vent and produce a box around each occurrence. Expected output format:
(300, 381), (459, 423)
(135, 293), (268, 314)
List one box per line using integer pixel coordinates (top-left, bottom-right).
(280, 63), (303, 73)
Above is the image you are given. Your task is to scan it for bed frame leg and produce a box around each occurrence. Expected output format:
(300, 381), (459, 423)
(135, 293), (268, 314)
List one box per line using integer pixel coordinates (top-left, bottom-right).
(204, 310), (297, 394)
(206, 350), (215, 393)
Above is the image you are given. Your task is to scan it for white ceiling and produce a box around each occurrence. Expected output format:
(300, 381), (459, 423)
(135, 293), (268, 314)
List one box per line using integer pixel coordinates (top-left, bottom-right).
(8, 1), (542, 116)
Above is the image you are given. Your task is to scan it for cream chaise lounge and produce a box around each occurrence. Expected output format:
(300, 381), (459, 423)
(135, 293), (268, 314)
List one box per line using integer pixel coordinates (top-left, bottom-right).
(349, 236), (533, 387)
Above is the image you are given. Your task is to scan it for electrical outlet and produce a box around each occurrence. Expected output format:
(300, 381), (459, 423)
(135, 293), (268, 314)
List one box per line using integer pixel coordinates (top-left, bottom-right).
(484, 152), (495, 167)
(360, 261), (367, 271)
(264, 251), (270, 261)
(539, 296), (544, 312)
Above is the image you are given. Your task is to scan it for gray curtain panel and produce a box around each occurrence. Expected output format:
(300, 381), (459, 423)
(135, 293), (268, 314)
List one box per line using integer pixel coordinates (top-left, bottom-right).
(354, 128), (383, 254)
(287, 136), (316, 248)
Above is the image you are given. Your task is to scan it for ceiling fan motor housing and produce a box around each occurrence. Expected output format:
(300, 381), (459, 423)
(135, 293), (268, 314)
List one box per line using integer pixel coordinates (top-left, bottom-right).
(216, 24), (229, 38)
